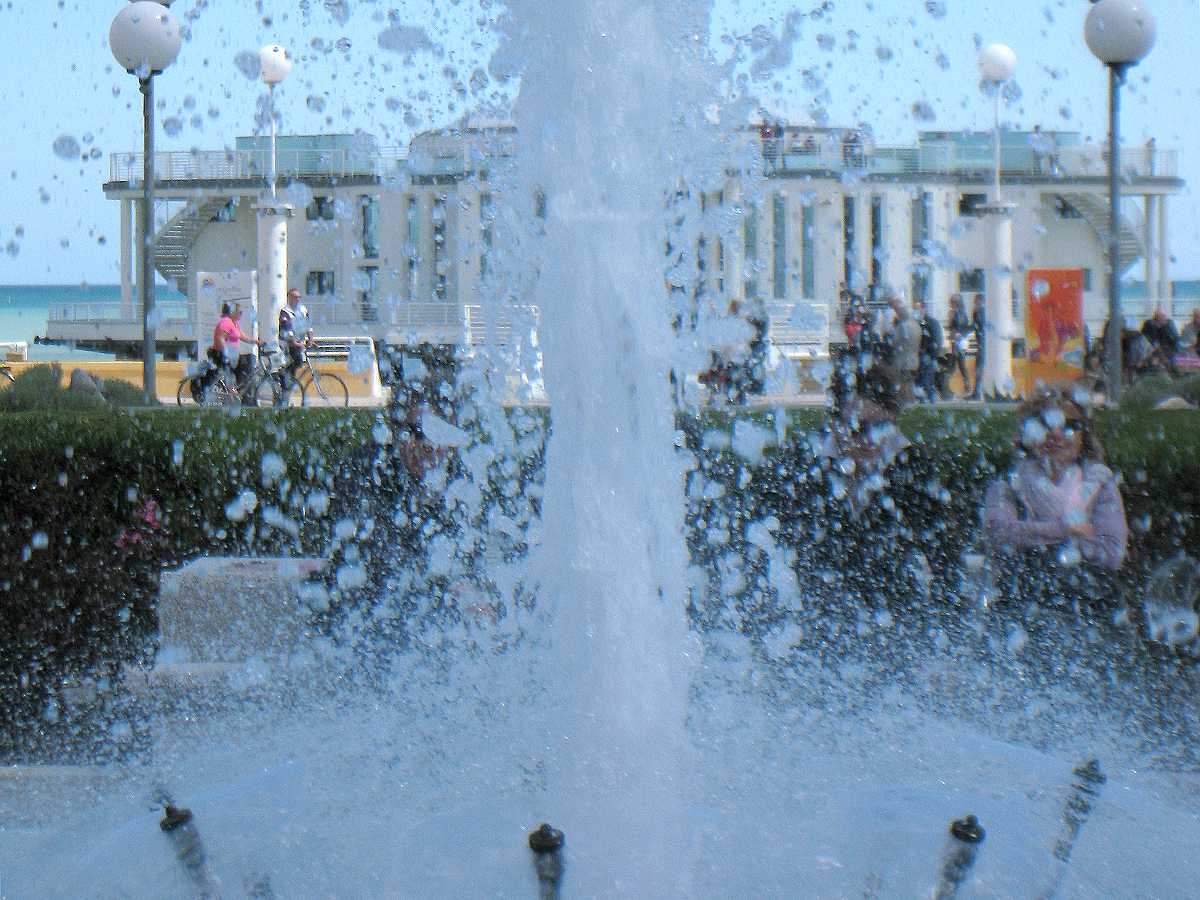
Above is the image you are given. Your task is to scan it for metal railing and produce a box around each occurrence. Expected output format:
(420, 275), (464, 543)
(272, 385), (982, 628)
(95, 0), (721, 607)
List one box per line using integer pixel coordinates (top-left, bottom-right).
(111, 137), (1177, 186)
(749, 132), (1178, 180)
(109, 146), (407, 184)
(464, 304), (539, 345)
(47, 298), (191, 324)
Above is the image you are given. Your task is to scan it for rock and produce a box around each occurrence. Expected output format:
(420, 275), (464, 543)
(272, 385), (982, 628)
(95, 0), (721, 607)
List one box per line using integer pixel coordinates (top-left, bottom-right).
(69, 368), (106, 403)
(1153, 396), (1197, 410)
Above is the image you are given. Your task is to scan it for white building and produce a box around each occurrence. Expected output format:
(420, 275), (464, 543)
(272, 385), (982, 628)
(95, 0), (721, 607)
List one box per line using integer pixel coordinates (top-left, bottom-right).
(47, 124), (1182, 365)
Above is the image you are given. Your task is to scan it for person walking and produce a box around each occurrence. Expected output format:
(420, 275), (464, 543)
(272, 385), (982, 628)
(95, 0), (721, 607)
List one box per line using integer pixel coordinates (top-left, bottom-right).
(278, 287), (314, 393)
(1181, 306), (1200, 353)
(969, 292), (986, 400)
(887, 292), (921, 403)
(1141, 306), (1180, 376)
(914, 299), (943, 402)
(947, 293), (972, 396)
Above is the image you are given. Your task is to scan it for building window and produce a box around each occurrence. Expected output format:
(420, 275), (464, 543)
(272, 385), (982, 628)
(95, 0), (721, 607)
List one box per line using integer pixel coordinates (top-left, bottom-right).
(360, 266), (379, 323)
(360, 195), (379, 259)
(959, 268), (985, 293)
(958, 193), (988, 217)
(717, 237), (725, 294)
(432, 196), (448, 303)
(1083, 268), (1092, 291)
(743, 205), (758, 298)
(306, 271), (335, 295)
(911, 191), (929, 253)
(843, 196), (855, 285)
(870, 195), (883, 287)
(773, 193), (786, 300)
(480, 192), (493, 278)
(406, 197), (419, 302)
(306, 196), (335, 221)
(801, 203), (815, 299)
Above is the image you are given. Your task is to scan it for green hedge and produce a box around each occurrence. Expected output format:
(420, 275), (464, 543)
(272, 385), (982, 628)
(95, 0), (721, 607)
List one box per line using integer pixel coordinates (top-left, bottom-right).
(0, 407), (378, 748)
(1, 403), (1198, 752)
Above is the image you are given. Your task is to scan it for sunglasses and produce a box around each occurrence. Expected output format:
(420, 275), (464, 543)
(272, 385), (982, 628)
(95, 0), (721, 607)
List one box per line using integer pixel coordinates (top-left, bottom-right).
(1022, 408), (1085, 443)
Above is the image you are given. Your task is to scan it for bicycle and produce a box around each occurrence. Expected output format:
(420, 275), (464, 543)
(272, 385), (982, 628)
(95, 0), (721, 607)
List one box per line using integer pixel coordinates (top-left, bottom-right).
(241, 348), (286, 408)
(176, 360), (241, 408)
(276, 345), (349, 407)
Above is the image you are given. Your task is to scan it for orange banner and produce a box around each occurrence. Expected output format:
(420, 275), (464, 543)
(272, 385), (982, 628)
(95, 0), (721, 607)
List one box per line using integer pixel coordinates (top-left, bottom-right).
(1024, 269), (1085, 393)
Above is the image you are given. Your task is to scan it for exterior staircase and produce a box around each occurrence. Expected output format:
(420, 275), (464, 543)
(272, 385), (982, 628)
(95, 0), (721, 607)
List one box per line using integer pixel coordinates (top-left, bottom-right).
(1051, 192), (1144, 276)
(154, 198), (228, 293)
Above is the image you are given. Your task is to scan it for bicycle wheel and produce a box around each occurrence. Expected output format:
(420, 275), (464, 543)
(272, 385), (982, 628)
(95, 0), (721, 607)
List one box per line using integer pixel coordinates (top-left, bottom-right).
(252, 373), (282, 408)
(177, 377), (202, 407)
(302, 372), (349, 407)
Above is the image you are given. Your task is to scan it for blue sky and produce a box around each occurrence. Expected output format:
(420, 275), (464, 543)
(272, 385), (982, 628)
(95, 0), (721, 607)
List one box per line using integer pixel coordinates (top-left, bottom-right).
(2, 0), (1198, 284)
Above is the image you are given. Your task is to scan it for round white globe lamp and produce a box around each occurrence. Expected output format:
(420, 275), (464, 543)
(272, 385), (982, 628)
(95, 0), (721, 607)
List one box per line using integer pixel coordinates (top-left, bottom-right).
(109, 1), (182, 75)
(977, 43), (1017, 83)
(259, 45), (293, 86)
(1084, 0), (1156, 65)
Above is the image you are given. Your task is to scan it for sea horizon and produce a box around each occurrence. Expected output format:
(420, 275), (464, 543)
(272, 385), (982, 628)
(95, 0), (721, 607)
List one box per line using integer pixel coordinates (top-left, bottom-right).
(1, 283), (186, 363)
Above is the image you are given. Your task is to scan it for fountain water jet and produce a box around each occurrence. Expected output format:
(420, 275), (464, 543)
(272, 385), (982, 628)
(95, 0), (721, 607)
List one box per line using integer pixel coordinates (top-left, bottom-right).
(497, 0), (724, 757)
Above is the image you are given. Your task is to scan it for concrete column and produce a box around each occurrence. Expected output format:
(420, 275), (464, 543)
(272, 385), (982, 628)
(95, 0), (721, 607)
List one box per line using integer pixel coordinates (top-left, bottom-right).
(726, 182), (746, 303)
(1144, 194), (1158, 317)
(853, 190), (870, 296)
(984, 203), (1015, 395)
(929, 189), (953, 318)
(456, 184), (480, 309)
(1159, 194), (1170, 315)
(255, 202), (294, 349)
(120, 198), (133, 320)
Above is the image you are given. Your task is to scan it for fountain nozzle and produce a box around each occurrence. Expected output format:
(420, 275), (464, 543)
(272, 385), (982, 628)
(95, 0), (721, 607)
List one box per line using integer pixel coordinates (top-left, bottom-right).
(528, 823), (565, 900)
(934, 814), (985, 899)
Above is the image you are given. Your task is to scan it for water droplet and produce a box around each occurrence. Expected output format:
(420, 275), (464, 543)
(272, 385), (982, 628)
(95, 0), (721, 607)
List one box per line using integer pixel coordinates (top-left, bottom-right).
(52, 135), (82, 160)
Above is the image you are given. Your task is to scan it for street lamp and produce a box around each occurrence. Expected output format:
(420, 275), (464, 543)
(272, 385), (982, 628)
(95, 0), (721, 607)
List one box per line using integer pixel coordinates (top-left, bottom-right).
(977, 43), (1017, 398)
(110, 0), (182, 400)
(255, 45), (294, 350)
(977, 44), (1017, 204)
(1085, 0), (1156, 404)
(258, 45), (293, 202)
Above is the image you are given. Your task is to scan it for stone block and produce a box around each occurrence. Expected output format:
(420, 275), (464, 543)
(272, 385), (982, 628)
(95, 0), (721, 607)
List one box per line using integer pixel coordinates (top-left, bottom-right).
(157, 557), (325, 664)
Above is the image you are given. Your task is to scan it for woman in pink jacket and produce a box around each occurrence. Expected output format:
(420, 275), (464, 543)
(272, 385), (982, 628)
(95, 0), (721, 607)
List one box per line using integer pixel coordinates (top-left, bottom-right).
(979, 392), (1129, 665)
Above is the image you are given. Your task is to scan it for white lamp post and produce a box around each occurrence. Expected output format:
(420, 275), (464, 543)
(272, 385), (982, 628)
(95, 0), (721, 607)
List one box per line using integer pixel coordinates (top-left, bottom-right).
(110, 0), (181, 400)
(977, 43), (1017, 398)
(258, 45), (293, 202)
(255, 45), (294, 352)
(1085, 0), (1156, 404)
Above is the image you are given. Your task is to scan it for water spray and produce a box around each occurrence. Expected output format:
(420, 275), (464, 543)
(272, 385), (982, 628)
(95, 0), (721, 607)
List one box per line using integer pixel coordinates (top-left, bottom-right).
(933, 814), (985, 900)
(528, 822), (565, 900)
(1038, 758), (1107, 900)
(159, 801), (224, 900)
